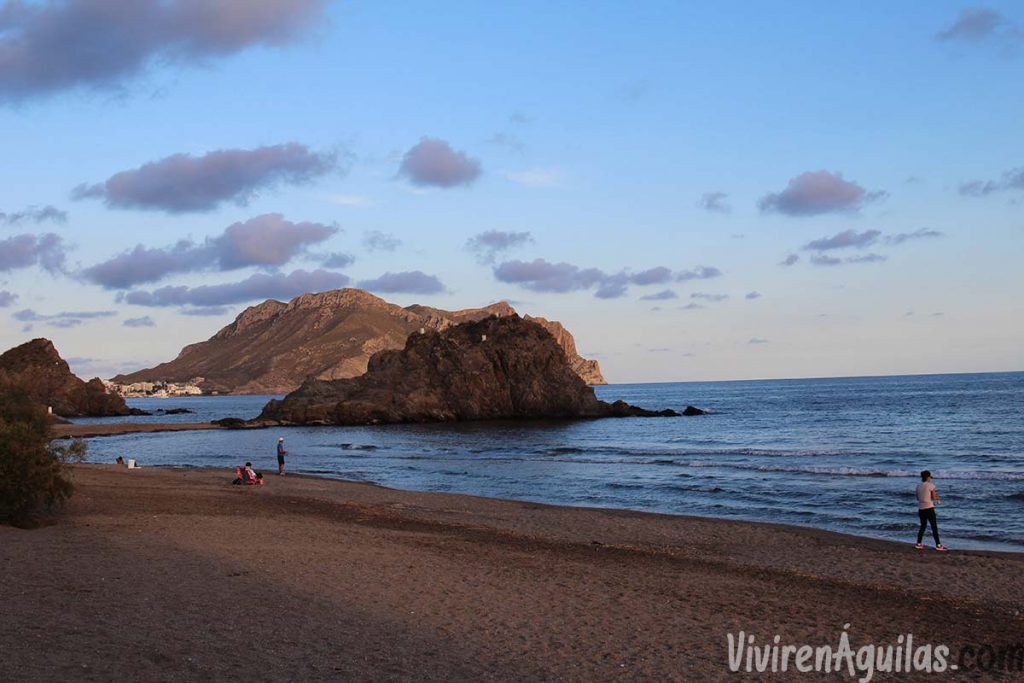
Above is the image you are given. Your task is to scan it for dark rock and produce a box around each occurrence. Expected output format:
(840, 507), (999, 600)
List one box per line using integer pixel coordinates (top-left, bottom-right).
(682, 405), (708, 416)
(212, 417), (248, 429)
(257, 315), (677, 426)
(0, 339), (134, 417)
(158, 407), (194, 415)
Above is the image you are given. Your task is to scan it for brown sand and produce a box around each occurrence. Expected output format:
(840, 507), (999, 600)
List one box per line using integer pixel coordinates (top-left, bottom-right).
(1, 465), (1021, 681)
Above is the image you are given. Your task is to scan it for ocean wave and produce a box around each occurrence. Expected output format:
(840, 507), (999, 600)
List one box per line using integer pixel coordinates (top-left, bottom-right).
(340, 443), (379, 451)
(1006, 492), (1024, 502)
(684, 463), (1024, 480)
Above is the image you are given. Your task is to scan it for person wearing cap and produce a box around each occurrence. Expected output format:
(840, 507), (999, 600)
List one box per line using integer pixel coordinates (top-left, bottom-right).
(915, 470), (947, 551)
(276, 437), (288, 476)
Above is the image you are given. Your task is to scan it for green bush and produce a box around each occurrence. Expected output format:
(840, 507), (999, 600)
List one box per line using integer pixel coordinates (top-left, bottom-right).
(0, 383), (86, 527)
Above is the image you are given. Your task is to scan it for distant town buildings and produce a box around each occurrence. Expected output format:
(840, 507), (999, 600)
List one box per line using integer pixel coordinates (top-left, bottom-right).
(105, 378), (205, 398)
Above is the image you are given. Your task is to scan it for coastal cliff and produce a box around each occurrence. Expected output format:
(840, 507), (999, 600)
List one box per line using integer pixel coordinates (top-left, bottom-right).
(257, 315), (674, 425)
(0, 338), (133, 417)
(114, 289), (606, 394)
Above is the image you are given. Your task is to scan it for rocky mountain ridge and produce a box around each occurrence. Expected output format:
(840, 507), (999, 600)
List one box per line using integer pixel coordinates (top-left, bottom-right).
(115, 289), (605, 394)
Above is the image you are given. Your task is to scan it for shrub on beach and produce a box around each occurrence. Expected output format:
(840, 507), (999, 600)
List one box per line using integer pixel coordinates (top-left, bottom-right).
(0, 382), (86, 528)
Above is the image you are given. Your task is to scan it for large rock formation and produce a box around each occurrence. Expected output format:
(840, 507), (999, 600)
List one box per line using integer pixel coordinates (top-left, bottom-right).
(114, 289), (606, 394)
(0, 339), (134, 417)
(257, 315), (675, 425)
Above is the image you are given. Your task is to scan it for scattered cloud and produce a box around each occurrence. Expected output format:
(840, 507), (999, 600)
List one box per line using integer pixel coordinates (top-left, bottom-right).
(0, 233), (66, 273)
(0, 290), (18, 307)
(398, 138), (481, 188)
(691, 292), (728, 302)
(0, 205), (67, 225)
(13, 308), (116, 327)
(958, 168), (1024, 197)
(885, 228), (943, 245)
(758, 171), (886, 216)
(494, 259), (604, 294)
(466, 230), (533, 264)
(676, 265), (723, 282)
(810, 253), (886, 266)
(779, 254), (800, 267)
(0, 0), (330, 103)
(505, 167), (563, 187)
(122, 316), (155, 328)
(936, 8), (1020, 44)
(357, 271), (445, 295)
(679, 303), (704, 310)
(745, 291), (761, 300)
(362, 230), (402, 252)
(803, 229), (881, 251)
(73, 144), (338, 213)
(122, 269), (349, 308)
(748, 338), (769, 345)
(494, 259), (710, 299)
(319, 252), (355, 269)
(486, 132), (525, 154)
(82, 214), (338, 288)
(845, 253), (887, 264)
(640, 289), (678, 301)
(809, 254), (843, 267)
(698, 191), (730, 213)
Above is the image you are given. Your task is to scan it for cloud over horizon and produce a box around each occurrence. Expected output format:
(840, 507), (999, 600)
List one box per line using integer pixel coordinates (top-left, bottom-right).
(466, 230), (533, 264)
(13, 308), (117, 328)
(73, 144), (338, 213)
(82, 214), (338, 288)
(0, 290), (18, 307)
(936, 8), (1021, 44)
(122, 316), (155, 328)
(121, 268), (350, 308)
(803, 229), (881, 251)
(0, 205), (67, 225)
(398, 138), (481, 188)
(0, 232), (66, 273)
(959, 168), (1024, 197)
(362, 231), (402, 252)
(0, 0), (330, 102)
(494, 259), (719, 299)
(759, 171), (886, 216)
(698, 191), (730, 213)
(357, 270), (445, 295)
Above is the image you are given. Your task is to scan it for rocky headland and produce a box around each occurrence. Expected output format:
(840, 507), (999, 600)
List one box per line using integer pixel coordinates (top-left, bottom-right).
(0, 338), (136, 417)
(257, 315), (676, 425)
(114, 289), (605, 394)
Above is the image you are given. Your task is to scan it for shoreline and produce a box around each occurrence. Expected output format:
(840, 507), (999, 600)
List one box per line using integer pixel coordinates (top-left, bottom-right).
(2, 464), (1021, 680)
(51, 421), (225, 438)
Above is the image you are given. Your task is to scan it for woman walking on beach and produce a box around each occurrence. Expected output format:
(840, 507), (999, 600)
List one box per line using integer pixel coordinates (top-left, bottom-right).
(916, 470), (947, 551)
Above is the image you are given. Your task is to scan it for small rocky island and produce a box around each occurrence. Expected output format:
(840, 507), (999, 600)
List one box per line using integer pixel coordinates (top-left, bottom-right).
(257, 315), (678, 425)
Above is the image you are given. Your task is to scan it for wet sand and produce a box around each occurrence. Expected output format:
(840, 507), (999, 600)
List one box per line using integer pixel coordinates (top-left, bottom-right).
(1, 465), (1021, 681)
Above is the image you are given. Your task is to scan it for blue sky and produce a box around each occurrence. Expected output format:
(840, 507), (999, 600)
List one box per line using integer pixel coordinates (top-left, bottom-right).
(1, 1), (1022, 382)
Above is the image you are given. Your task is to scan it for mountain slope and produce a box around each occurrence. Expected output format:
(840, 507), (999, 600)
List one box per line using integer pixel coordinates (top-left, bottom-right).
(114, 289), (605, 393)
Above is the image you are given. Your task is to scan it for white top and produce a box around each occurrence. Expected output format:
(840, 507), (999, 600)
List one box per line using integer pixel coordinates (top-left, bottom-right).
(916, 481), (936, 510)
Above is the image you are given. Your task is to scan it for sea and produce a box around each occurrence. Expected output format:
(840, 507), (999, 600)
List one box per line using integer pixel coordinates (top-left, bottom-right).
(72, 372), (1024, 551)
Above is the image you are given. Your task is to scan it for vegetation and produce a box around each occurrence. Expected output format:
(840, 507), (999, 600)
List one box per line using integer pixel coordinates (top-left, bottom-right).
(0, 382), (86, 527)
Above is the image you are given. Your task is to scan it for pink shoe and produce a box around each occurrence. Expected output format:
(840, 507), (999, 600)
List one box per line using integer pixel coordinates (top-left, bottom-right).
(914, 543), (924, 550)
(935, 545), (949, 552)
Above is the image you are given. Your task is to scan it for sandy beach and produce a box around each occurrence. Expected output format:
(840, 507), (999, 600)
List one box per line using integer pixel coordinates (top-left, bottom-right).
(2, 465), (1022, 681)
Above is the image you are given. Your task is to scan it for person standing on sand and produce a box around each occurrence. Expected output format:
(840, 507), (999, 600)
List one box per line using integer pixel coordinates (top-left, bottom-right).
(916, 470), (947, 551)
(277, 437), (288, 476)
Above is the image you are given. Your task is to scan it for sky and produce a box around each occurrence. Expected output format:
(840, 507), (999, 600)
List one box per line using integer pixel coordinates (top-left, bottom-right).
(1, 1), (1022, 383)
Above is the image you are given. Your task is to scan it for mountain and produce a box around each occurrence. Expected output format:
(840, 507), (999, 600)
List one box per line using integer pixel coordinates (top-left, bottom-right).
(114, 289), (606, 394)
(0, 339), (134, 417)
(257, 315), (673, 425)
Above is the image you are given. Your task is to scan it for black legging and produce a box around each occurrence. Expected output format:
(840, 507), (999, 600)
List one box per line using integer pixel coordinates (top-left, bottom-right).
(917, 507), (940, 545)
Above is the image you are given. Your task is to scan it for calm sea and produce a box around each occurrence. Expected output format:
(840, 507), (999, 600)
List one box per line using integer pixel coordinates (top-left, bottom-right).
(73, 372), (1024, 551)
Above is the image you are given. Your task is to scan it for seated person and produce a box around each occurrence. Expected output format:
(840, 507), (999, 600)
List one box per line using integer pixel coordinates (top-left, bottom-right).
(115, 456), (125, 466)
(243, 462), (264, 486)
